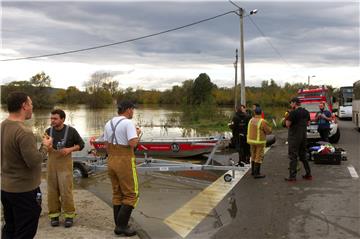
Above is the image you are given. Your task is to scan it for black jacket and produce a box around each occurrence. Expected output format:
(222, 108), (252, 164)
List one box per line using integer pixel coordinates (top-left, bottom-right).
(232, 112), (251, 136)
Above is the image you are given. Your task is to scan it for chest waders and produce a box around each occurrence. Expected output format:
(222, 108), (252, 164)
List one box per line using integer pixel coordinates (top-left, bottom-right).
(47, 125), (76, 219)
(107, 118), (138, 237)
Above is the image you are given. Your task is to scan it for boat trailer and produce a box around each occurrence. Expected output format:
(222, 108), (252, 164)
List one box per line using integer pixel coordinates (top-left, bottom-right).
(74, 138), (249, 182)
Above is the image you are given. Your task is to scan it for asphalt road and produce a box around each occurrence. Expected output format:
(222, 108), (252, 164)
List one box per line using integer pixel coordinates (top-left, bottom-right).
(76, 120), (359, 239)
(211, 119), (359, 239)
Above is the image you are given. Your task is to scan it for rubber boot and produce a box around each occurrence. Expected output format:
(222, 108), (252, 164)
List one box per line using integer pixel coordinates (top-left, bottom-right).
(251, 161), (255, 175)
(253, 163), (265, 179)
(113, 205), (121, 226)
(114, 205), (136, 237)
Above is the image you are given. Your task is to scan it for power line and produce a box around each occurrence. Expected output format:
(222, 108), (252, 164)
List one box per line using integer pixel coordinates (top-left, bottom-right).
(1, 10), (236, 62)
(248, 15), (292, 67)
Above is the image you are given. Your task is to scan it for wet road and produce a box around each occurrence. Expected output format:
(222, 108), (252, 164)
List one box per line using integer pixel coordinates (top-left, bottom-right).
(75, 120), (359, 239)
(213, 119), (359, 239)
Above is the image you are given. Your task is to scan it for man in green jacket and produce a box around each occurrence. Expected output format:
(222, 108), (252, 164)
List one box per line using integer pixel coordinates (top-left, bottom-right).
(1, 91), (52, 239)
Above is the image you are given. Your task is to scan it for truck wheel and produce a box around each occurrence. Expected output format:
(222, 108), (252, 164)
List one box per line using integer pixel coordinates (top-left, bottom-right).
(73, 162), (89, 178)
(329, 128), (340, 144)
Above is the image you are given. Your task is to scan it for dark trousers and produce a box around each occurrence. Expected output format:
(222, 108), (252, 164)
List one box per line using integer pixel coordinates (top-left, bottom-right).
(288, 137), (311, 178)
(318, 127), (330, 142)
(1, 187), (42, 239)
(236, 134), (250, 162)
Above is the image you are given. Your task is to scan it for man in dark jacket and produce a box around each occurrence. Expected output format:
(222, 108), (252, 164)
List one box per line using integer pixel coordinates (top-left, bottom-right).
(231, 105), (251, 165)
(285, 97), (312, 181)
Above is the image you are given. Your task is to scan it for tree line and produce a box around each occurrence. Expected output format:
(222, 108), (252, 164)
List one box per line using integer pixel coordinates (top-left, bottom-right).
(1, 71), (333, 110)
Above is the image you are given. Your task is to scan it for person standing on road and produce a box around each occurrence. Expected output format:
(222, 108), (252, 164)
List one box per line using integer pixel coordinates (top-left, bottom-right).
(1, 91), (52, 239)
(231, 105), (251, 165)
(45, 109), (84, 228)
(285, 97), (312, 181)
(315, 102), (332, 142)
(103, 100), (141, 237)
(247, 106), (272, 178)
(252, 103), (265, 119)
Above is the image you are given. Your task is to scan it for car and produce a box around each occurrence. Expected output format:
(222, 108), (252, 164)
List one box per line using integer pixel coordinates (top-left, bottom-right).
(301, 102), (340, 143)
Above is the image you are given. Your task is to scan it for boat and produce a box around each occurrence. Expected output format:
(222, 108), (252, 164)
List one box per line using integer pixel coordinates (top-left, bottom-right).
(89, 136), (227, 158)
(89, 134), (275, 159)
(135, 136), (227, 158)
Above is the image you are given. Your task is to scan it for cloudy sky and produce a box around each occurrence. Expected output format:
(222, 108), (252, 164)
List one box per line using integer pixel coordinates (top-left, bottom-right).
(1, 0), (359, 91)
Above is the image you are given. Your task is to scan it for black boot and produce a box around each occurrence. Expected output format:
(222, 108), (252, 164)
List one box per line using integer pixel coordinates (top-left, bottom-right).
(253, 163), (265, 179)
(114, 205), (136, 237)
(113, 205), (121, 226)
(300, 158), (311, 177)
(288, 159), (298, 180)
(251, 161), (255, 175)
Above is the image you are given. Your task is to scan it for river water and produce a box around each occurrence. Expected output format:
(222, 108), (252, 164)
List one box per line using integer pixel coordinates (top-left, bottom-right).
(0, 104), (235, 155)
(0, 104), (285, 156)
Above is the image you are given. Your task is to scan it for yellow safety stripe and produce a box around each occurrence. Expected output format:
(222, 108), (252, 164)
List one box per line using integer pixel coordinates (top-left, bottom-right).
(247, 118), (253, 139)
(63, 213), (76, 218)
(131, 156), (139, 208)
(247, 118), (266, 144)
(48, 213), (61, 218)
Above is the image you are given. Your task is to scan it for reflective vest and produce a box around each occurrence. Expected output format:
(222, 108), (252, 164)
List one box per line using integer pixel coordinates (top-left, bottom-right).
(247, 117), (267, 144)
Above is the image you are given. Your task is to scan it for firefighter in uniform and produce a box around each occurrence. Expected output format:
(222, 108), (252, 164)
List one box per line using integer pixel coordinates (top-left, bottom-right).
(285, 97), (312, 181)
(103, 100), (141, 237)
(231, 105), (251, 165)
(247, 107), (272, 178)
(45, 109), (84, 228)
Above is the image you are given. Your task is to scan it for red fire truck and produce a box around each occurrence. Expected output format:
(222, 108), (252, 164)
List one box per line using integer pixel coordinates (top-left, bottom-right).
(297, 86), (340, 143)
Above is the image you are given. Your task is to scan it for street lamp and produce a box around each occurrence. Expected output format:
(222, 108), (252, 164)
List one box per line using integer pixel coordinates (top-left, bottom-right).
(229, 0), (258, 106)
(308, 75), (316, 86)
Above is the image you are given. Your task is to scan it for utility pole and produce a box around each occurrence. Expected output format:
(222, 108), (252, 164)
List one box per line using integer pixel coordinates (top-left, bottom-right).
(234, 49), (238, 111)
(239, 7), (245, 106)
(308, 75), (316, 86)
(229, 0), (258, 107)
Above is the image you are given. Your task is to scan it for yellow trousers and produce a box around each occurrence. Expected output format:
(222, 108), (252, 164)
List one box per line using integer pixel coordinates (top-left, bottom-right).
(250, 144), (265, 164)
(107, 144), (139, 208)
(47, 150), (75, 218)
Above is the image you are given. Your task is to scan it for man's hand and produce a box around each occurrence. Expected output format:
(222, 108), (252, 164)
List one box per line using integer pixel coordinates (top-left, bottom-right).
(136, 126), (142, 137)
(59, 147), (72, 156)
(42, 133), (53, 150)
(59, 145), (80, 156)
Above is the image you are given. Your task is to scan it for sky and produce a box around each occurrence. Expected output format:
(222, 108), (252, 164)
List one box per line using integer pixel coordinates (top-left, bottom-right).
(0, 0), (359, 91)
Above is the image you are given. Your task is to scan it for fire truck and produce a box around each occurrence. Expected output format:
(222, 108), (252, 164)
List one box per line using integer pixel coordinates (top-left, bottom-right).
(297, 86), (340, 143)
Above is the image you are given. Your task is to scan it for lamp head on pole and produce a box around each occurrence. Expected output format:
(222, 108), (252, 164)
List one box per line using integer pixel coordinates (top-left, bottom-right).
(250, 9), (258, 15)
(308, 75), (316, 86)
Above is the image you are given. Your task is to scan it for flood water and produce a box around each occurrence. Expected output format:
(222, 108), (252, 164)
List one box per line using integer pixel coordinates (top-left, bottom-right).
(0, 104), (285, 157)
(0, 104), (235, 154)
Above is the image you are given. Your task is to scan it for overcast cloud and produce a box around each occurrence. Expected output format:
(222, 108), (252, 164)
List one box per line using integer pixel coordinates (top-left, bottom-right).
(1, 1), (359, 90)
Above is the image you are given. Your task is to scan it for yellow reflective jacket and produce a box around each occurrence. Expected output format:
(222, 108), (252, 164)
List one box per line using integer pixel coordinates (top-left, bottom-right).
(247, 116), (272, 145)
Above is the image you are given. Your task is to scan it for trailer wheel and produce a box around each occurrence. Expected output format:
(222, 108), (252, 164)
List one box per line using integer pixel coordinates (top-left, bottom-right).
(73, 162), (89, 178)
(224, 173), (233, 182)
